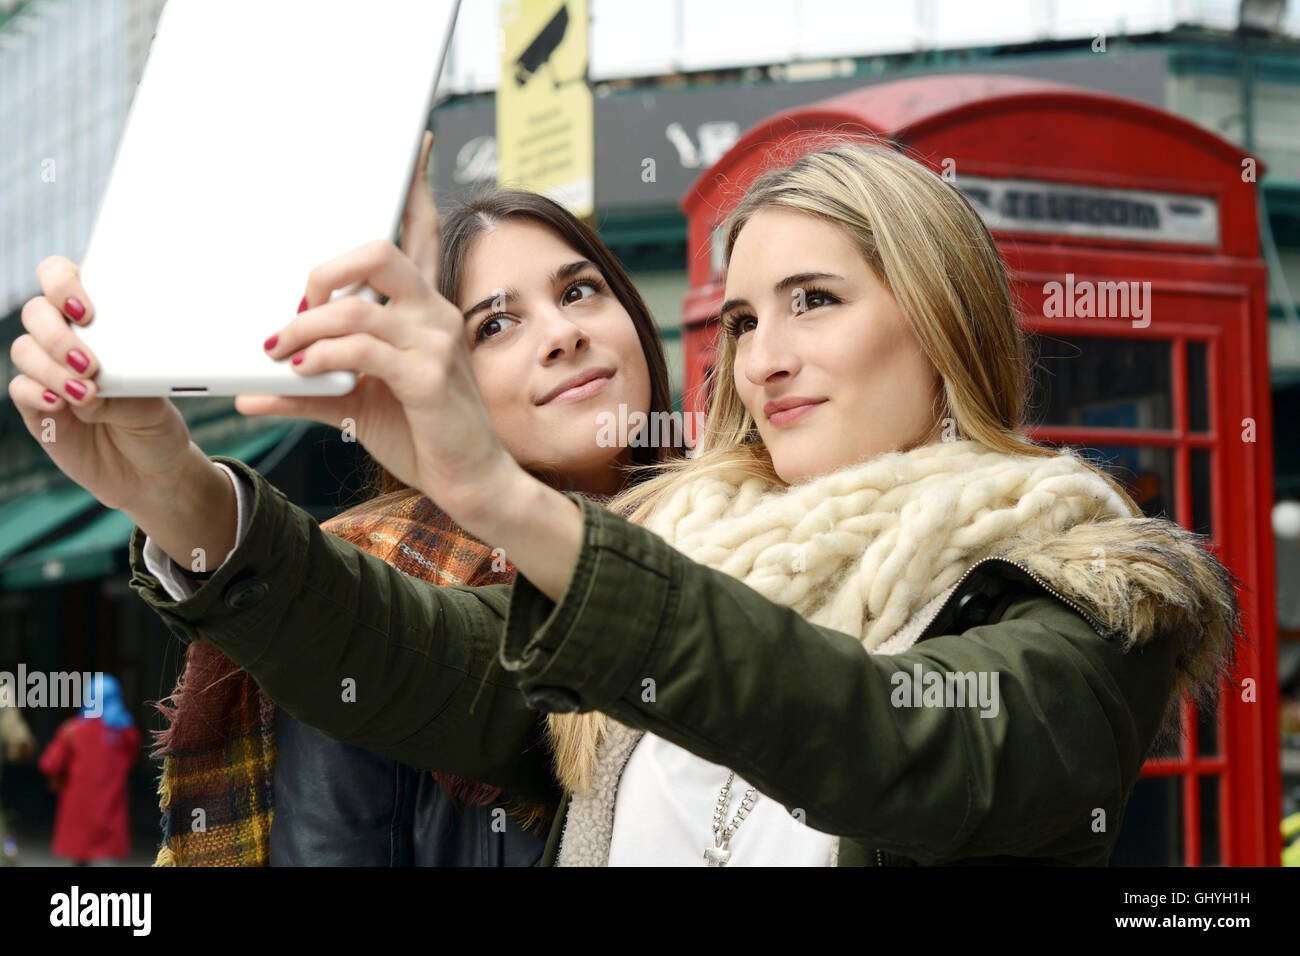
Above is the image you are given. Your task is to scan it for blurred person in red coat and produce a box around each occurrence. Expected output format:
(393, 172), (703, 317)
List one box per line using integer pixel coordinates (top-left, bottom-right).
(38, 673), (139, 864)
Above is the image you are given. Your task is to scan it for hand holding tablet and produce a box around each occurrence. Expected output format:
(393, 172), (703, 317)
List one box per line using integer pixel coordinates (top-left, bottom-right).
(234, 129), (523, 521)
(6, 1), (464, 520)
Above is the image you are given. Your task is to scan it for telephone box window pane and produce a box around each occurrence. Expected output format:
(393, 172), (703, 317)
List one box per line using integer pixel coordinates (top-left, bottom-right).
(1048, 442), (1176, 521)
(1188, 341), (1209, 433)
(1197, 684), (1220, 757)
(1192, 448), (1213, 538)
(1111, 776), (1184, 865)
(1200, 775), (1222, 866)
(1028, 336), (1172, 430)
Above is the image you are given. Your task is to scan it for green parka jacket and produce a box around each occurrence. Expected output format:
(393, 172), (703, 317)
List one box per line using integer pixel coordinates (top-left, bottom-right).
(128, 456), (1242, 866)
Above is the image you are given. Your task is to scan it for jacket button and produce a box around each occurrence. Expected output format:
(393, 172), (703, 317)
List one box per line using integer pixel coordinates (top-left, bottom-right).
(525, 686), (582, 713)
(223, 572), (269, 610)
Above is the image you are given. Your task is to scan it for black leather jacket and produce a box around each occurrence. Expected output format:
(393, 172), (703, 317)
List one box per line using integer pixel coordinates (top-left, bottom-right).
(270, 707), (548, 866)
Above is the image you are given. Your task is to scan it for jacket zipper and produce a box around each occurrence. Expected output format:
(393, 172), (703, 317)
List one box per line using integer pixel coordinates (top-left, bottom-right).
(865, 558), (1107, 870)
(911, 556), (1110, 642)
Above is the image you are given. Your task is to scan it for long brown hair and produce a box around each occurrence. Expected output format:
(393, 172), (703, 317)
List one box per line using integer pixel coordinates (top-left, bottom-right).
(360, 189), (677, 501)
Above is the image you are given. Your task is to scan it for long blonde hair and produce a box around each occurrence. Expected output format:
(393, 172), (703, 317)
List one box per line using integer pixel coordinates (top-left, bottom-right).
(545, 139), (1141, 794)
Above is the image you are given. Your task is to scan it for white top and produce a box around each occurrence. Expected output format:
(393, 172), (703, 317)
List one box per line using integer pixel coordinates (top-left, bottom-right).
(144, 467), (839, 867)
(608, 733), (837, 866)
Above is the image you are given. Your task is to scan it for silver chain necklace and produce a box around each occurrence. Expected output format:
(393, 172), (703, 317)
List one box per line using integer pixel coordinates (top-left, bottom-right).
(704, 771), (758, 866)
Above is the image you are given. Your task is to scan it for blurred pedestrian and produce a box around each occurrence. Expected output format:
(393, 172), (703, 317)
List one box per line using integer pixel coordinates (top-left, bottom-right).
(37, 673), (139, 865)
(0, 681), (36, 864)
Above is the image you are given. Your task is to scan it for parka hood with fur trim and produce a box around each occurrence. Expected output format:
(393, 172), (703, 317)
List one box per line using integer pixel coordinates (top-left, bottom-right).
(986, 513), (1244, 745)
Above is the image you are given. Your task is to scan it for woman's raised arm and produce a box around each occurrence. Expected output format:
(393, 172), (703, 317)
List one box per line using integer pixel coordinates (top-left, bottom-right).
(128, 454), (562, 808)
(491, 495), (1184, 865)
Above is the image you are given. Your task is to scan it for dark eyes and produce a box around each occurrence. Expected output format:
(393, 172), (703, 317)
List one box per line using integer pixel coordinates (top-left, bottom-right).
(722, 288), (840, 339)
(562, 279), (601, 304)
(474, 314), (518, 343)
(474, 277), (606, 344)
(723, 314), (757, 338)
(796, 289), (839, 313)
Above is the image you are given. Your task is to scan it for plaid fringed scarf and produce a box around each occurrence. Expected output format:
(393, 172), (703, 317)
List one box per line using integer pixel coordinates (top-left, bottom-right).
(150, 484), (577, 866)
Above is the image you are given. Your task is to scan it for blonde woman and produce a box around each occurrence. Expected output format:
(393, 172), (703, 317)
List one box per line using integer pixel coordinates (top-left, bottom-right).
(10, 142), (1241, 866)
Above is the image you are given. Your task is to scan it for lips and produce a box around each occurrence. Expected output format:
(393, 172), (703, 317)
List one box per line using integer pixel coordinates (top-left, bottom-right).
(537, 367), (615, 405)
(763, 396), (827, 420)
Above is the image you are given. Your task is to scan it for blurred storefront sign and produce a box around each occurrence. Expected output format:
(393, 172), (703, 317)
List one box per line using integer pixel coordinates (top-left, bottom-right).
(435, 49), (1167, 211)
(955, 175), (1222, 246)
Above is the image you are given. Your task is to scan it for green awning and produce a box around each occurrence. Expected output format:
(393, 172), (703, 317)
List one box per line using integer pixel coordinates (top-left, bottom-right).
(2, 420), (301, 590)
(0, 482), (101, 564)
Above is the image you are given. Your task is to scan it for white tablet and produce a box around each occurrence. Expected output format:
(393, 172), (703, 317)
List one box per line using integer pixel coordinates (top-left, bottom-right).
(77, 0), (460, 397)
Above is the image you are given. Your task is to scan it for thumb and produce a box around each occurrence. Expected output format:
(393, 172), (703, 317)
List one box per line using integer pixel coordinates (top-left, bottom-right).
(400, 131), (440, 289)
(234, 392), (351, 429)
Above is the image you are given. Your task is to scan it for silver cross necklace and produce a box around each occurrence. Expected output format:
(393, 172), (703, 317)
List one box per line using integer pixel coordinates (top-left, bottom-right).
(704, 771), (758, 866)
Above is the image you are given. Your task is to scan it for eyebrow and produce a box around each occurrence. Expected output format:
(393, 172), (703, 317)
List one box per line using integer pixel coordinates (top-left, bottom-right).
(719, 272), (845, 318)
(462, 260), (600, 322)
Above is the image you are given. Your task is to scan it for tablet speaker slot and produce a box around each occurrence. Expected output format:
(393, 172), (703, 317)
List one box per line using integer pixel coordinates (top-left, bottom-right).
(171, 387), (208, 393)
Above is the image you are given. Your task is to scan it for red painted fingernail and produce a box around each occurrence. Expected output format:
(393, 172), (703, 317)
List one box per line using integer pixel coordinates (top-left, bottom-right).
(64, 297), (86, 320)
(67, 349), (89, 373)
(298, 296), (308, 313)
(264, 334), (279, 351)
(42, 389), (59, 404)
(292, 353), (304, 366)
(64, 380), (86, 400)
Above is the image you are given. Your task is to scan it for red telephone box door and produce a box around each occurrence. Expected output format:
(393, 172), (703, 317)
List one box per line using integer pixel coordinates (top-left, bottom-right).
(680, 75), (1279, 865)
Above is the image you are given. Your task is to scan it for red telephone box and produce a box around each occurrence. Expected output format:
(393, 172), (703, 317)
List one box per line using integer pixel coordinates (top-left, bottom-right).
(679, 74), (1279, 865)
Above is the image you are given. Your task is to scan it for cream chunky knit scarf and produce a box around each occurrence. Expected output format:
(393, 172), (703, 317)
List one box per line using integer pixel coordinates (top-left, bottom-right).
(552, 438), (1135, 866)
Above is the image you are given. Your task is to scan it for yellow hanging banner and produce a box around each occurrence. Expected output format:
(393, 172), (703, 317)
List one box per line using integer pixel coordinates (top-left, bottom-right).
(497, 0), (593, 217)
